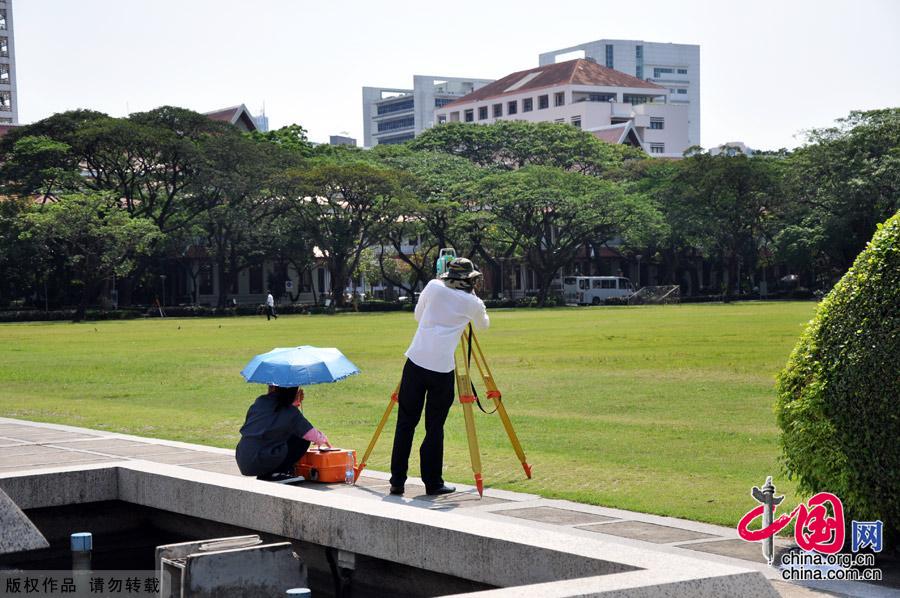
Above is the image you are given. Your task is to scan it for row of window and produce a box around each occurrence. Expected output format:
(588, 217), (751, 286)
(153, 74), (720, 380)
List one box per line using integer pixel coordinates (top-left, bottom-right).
(378, 133), (415, 145)
(649, 143), (665, 154)
(451, 91), (567, 123)
(377, 116), (414, 132)
(376, 98), (414, 116)
(652, 67), (689, 78)
(553, 116), (581, 128)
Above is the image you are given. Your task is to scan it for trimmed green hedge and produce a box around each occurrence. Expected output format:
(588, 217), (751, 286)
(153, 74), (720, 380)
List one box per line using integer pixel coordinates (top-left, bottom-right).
(776, 211), (899, 545)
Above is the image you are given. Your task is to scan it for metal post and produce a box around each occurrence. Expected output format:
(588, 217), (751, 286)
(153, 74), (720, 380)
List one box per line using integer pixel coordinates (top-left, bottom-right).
(71, 532), (92, 571)
(752, 476), (784, 566)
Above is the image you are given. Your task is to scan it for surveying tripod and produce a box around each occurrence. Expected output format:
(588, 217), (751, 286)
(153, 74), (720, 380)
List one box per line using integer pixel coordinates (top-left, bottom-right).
(353, 324), (532, 496)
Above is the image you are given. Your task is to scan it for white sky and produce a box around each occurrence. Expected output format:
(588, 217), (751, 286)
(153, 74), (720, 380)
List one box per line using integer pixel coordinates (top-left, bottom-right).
(14, 0), (900, 149)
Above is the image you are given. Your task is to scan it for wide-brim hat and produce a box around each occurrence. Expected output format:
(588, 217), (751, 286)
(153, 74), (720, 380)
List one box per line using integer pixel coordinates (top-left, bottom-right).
(440, 257), (482, 281)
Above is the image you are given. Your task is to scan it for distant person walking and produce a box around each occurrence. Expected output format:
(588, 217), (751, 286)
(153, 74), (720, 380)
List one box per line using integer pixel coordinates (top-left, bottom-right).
(266, 290), (278, 320)
(389, 258), (489, 496)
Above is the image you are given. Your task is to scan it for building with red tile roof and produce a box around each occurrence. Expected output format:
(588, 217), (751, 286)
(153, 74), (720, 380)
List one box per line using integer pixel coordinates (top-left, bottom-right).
(434, 59), (689, 157)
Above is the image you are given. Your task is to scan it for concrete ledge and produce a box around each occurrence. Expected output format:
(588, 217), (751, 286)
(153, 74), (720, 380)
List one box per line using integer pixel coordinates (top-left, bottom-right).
(1, 461), (776, 595)
(447, 571), (778, 597)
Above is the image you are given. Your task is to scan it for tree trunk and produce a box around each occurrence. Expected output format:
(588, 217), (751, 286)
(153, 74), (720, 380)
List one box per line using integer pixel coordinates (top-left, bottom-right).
(216, 255), (229, 308)
(329, 262), (346, 308)
(74, 276), (99, 322)
(475, 246), (501, 300)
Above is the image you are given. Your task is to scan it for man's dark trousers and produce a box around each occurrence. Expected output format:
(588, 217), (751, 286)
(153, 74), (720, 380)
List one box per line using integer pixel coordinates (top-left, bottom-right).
(390, 358), (455, 489)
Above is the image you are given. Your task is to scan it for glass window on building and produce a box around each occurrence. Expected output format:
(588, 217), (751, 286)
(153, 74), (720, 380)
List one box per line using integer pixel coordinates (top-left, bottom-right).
(677, 68), (688, 74)
(0, 91), (11, 109)
(478, 106), (488, 120)
(650, 143), (665, 154)
(605, 44), (614, 68)
(464, 109), (474, 122)
(449, 112), (460, 122)
(522, 97), (533, 112)
(677, 88), (688, 94)
(377, 116), (415, 132)
(571, 116), (581, 129)
(650, 117), (664, 130)
(437, 114), (447, 124)
(507, 100), (517, 115)
(538, 95), (549, 109)
(653, 67), (673, 78)
(623, 94), (651, 105)
(554, 92), (565, 107)
(377, 98), (414, 115)
(0, 10), (7, 31)
(0, 37), (8, 58)
(434, 98), (455, 108)
(0, 64), (9, 84)
(493, 103), (503, 117)
(379, 133), (415, 145)
(635, 45), (644, 79)
(554, 118), (565, 123)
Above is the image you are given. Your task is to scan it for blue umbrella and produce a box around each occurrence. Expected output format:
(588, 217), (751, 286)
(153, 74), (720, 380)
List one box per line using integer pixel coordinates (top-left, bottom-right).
(240, 346), (360, 387)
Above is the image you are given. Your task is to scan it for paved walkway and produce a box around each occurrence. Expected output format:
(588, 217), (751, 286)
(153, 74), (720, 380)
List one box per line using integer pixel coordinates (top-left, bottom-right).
(0, 418), (893, 598)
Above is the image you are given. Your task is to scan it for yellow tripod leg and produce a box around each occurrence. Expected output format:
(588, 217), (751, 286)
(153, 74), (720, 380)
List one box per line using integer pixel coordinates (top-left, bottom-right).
(465, 330), (532, 479)
(354, 383), (399, 483)
(456, 345), (484, 496)
(461, 400), (483, 496)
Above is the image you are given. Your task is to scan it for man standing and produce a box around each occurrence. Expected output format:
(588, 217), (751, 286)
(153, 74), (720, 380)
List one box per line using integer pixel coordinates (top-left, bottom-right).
(266, 290), (278, 320)
(390, 258), (489, 496)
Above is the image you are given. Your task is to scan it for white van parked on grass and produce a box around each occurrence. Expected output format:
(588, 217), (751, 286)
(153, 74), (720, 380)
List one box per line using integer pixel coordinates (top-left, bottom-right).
(563, 276), (635, 305)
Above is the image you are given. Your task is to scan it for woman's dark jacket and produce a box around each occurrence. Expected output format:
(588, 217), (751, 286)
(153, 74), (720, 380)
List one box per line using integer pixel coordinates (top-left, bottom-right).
(235, 394), (314, 476)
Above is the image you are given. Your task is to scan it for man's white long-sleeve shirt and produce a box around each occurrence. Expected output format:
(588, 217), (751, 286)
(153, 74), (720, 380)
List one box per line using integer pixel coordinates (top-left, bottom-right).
(404, 279), (490, 373)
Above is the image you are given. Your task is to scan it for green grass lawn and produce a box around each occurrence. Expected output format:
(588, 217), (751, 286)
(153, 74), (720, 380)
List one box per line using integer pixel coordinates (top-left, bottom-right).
(0, 302), (816, 527)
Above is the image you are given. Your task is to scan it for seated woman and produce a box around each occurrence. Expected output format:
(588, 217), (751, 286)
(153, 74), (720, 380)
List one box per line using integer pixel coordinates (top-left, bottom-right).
(236, 385), (330, 482)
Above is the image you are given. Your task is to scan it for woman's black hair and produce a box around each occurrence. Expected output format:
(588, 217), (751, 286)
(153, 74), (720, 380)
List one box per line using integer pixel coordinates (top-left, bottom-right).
(268, 386), (298, 410)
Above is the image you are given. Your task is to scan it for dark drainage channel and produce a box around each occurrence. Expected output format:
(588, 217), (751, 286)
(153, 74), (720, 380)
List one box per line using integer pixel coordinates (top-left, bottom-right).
(1, 500), (493, 597)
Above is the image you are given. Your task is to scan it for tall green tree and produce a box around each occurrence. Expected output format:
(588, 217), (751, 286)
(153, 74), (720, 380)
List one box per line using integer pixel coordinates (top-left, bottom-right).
(667, 151), (783, 295)
(372, 146), (492, 289)
(21, 194), (159, 321)
(191, 127), (292, 307)
(474, 166), (662, 305)
(777, 108), (900, 287)
(286, 156), (411, 307)
(410, 120), (644, 175)
(0, 135), (82, 201)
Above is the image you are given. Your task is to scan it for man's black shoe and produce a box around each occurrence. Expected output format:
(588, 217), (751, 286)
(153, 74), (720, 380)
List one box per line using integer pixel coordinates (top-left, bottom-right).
(425, 484), (456, 496)
(389, 485), (404, 496)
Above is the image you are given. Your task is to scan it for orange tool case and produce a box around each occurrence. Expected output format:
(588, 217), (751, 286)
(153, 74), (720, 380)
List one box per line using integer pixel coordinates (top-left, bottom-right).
(295, 447), (357, 483)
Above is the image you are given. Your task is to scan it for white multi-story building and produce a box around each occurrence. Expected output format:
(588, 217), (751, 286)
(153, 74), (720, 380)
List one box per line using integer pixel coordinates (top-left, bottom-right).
(540, 40), (700, 147)
(434, 58), (689, 157)
(0, 0), (18, 124)
(362, 75), (492, 148)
